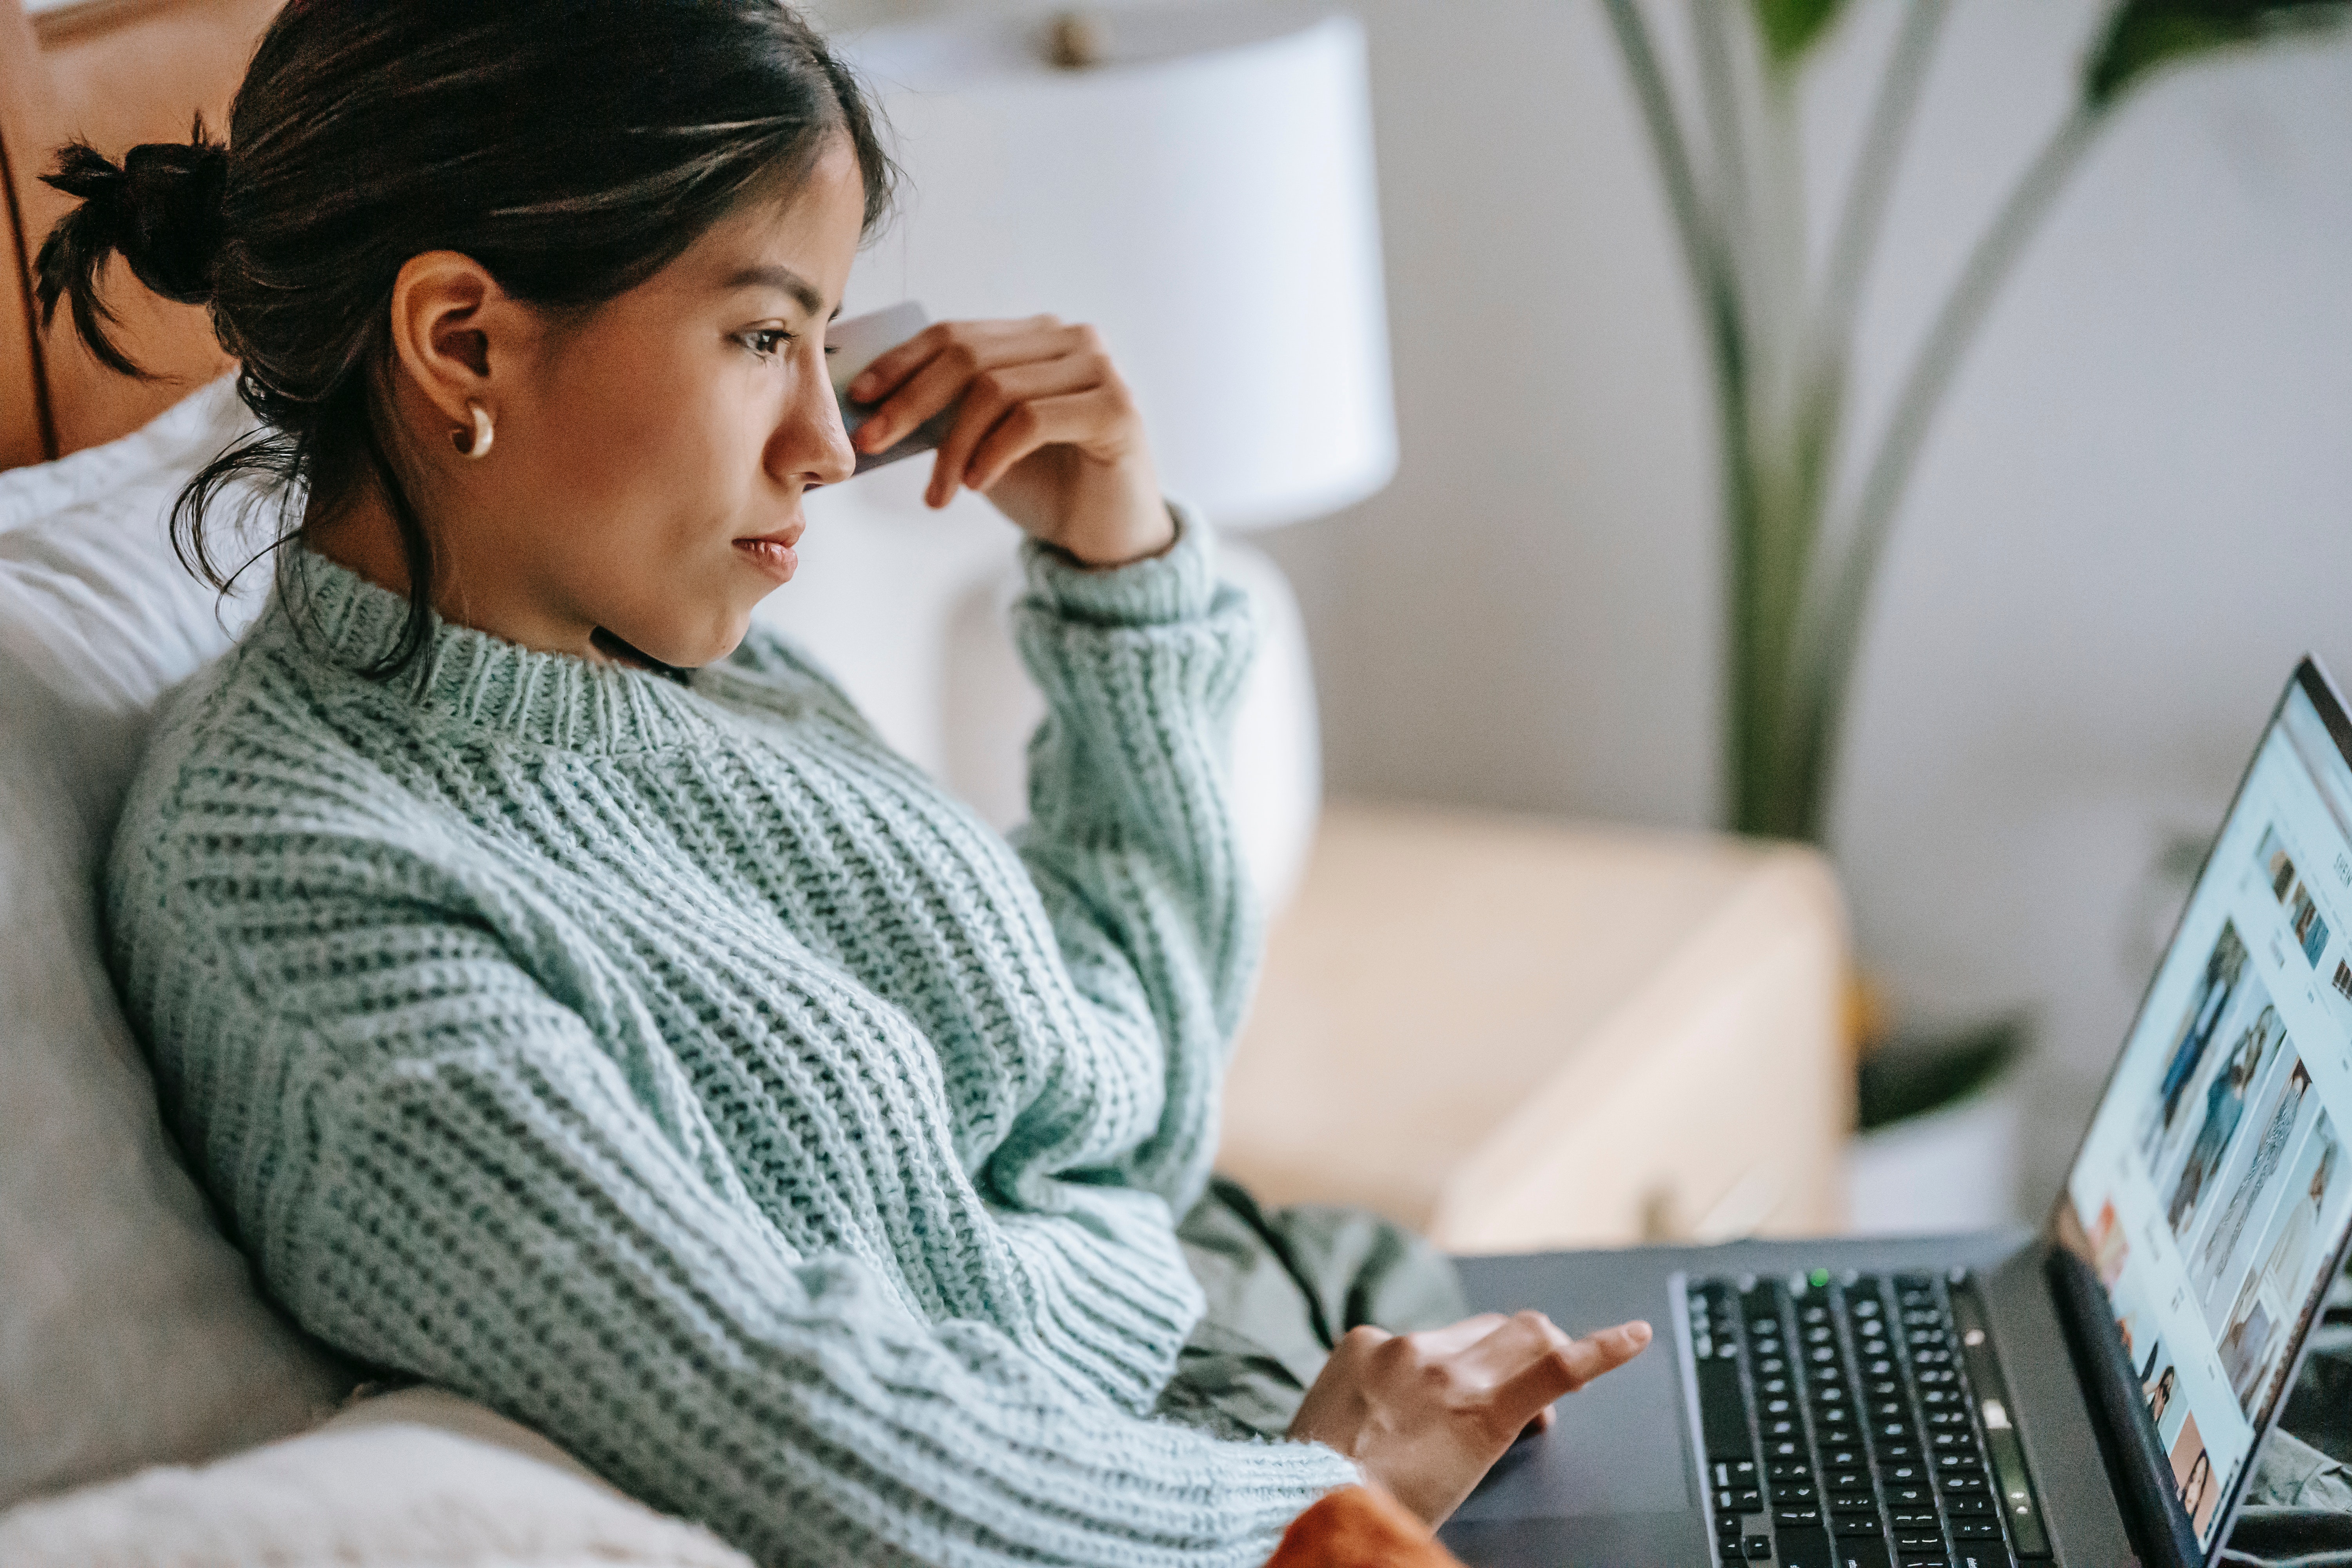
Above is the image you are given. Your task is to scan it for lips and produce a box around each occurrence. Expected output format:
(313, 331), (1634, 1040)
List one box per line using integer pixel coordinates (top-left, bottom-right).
(733, 524), (802, 584)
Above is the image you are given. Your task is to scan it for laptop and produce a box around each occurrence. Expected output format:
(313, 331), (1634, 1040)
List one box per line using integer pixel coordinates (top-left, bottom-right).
(1437, 658), (2352, 1568)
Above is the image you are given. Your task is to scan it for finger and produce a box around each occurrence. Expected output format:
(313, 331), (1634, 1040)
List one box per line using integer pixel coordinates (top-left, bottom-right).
(1493, 1319), (1654, 1413)
(846, 319), (955, 407)
(1455, 1310), (1571, 1383)
(925, 352), (1110, 507)
(962, 386), (1129, 495)
(848, 318), (1027, 405)
(848, 317), (1090, 439)
(1408, 1313), (1512, 1359)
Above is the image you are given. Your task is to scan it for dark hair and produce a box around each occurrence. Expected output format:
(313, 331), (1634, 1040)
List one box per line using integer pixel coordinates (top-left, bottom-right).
(34, 0), (895, 680)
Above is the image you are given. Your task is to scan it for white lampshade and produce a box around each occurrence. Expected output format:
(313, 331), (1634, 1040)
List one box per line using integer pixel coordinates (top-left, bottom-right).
(837, 5), (1397, 531)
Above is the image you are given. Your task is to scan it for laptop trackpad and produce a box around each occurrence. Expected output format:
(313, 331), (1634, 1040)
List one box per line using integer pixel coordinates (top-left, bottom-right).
(1436, 1251), (1708, 1566)
(1445, 1344), (1696, 1521)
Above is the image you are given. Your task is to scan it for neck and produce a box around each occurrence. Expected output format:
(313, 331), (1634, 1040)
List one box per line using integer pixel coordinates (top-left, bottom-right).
(303, 470), (615, 664)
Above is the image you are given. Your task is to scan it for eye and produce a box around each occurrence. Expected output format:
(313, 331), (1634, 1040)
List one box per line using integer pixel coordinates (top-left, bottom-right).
(738, 328), (794, 359)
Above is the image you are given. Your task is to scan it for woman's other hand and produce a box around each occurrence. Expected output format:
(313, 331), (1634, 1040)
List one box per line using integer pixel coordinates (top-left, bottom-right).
(842, 316), (1172, 568)
(1286, 1311), (1653, 1528)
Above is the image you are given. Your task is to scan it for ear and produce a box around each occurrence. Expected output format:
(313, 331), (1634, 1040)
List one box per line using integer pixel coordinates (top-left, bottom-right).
(385, 250), (520, 429)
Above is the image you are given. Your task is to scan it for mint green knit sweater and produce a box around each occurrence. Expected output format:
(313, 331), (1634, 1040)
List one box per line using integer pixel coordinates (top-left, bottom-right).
(105, 508), (1359, 1565)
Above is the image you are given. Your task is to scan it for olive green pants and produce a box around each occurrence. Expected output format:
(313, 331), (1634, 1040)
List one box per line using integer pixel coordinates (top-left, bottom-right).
(1155, 1174), (1469, 1442)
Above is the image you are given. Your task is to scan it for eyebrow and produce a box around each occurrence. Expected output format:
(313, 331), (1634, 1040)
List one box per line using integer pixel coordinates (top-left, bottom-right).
(719, 263), (838, 319)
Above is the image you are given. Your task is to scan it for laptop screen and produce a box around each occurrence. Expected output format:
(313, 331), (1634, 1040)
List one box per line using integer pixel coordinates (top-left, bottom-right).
(2063, 664), (2352, 1555)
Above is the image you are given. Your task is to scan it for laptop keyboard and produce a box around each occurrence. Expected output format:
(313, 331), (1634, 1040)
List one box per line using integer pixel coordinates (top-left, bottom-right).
(1681, 1270), (2051, 1568)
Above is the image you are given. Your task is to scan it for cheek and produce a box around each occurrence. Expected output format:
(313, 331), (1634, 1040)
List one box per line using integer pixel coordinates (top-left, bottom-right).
(528, 353), (756, 541)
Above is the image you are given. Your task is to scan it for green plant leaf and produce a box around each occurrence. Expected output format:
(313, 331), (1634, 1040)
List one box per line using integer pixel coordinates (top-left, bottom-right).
(1752, 0), (1848, 66)
(2085, 0), (2352, 109)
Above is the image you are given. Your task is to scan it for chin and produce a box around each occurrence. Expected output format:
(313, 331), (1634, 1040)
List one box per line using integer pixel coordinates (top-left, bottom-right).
(645, 613), (752, 671)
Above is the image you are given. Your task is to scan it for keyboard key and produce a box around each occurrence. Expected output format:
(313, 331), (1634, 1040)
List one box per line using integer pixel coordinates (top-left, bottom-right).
(1889, 1511), (1938, 1528)
(1697, 1359), (1755, 1461)
(1829, 1492), (1877, 1511)
(1899, 1557), (1951, 1568)
(1827, 1470), (1871, 1491)
(1944, 1496), (1994, 1517)
(1776, 1506), (1824, 1526)
(1717, 1460), (1760, 1487)
(1775, 1527), (1837, 1568)
(1894, 1534), (1945, 1553)
(1950, 1522), (2000, 1540)
(1886, 1487), (1931, 1509)
(1744, 1535), (1774, 1560)
(1823, 1446), (1867, 1471)
(1950, 1550), (2015, 1568)
(1835, 1515), (1888, 1539)
(1774, 1483), (1821, 1504)
(1769, 1461), (1814, 1481)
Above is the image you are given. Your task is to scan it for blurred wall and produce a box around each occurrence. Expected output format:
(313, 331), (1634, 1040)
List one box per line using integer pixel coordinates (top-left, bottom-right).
(816, 0), (2352, 1216)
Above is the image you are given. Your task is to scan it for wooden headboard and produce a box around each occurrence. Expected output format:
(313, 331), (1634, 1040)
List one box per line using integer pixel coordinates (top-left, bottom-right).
(0, 0), (281, 471)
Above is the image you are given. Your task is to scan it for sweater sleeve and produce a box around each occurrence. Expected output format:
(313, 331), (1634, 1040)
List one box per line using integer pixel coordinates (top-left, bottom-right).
(113, 844), (1356, 1568)
(1008, 501), (1259, 1217)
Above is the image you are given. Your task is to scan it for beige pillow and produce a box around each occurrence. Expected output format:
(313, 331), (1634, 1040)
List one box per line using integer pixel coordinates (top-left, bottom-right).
(0, 1387), (752, 1568)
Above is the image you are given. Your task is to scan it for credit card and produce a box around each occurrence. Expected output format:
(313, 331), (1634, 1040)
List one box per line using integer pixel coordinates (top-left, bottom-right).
(829, 301), (958, 475)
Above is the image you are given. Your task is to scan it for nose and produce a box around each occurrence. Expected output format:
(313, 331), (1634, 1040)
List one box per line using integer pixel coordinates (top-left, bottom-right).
(770, 356), (858, 489)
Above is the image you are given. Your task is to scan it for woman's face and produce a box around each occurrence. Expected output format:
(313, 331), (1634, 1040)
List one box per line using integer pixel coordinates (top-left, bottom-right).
(387, 134), (866, 668)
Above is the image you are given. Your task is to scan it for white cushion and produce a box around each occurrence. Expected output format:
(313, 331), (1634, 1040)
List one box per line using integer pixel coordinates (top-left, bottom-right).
(0, 376), (350, 1510)
(0, 1386), (754, 1568)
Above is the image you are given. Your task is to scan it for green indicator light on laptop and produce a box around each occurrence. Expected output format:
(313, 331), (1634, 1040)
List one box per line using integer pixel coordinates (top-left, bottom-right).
(1808, 1269), (1829, 1289)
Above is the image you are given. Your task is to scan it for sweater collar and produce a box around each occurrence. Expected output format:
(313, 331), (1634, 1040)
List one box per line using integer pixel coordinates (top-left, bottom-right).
(273, 549), (714, 755)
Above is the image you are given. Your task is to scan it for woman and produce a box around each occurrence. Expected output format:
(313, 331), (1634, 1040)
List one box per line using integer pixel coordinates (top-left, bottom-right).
(38, 3), (1647, 1564)
(2181, 1448), (2215, 1532)
(2194, 1063), (2310, 1301)
(2168, 1011), (2272, 1237)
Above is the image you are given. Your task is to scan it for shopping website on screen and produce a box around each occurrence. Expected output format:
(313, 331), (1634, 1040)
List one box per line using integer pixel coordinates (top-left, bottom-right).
(2065, 682), (2352, 1552)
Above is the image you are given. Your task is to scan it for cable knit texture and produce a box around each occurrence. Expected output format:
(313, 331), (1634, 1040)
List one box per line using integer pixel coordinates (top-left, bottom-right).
(104, 506), (1358, 1566)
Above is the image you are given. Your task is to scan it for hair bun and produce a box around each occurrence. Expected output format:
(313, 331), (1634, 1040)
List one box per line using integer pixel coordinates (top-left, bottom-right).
(34, 115), (228, 376)
(116, 132), (231, 304)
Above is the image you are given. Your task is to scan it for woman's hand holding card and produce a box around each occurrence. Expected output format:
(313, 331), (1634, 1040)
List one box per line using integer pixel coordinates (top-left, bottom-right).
(841, 311), (1175, 569)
